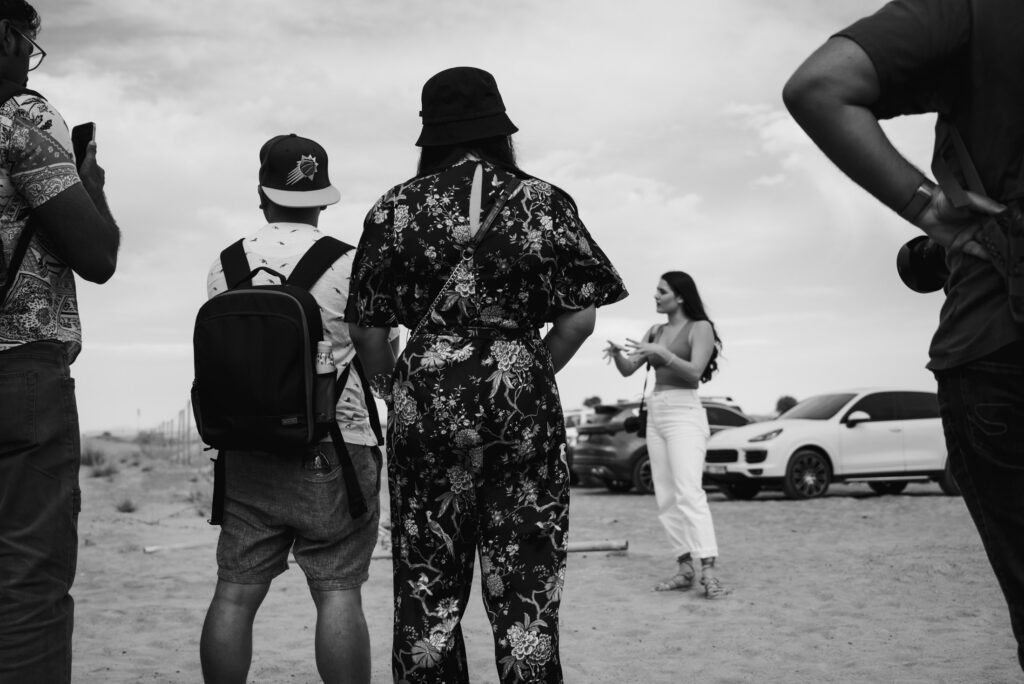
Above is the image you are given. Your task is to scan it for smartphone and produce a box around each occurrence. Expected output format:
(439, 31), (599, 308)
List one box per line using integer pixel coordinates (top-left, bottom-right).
(71, 122), (96, 170)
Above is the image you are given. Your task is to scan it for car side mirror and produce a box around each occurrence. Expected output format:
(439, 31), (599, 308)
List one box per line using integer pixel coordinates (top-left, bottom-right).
(846, 410), (871, 427)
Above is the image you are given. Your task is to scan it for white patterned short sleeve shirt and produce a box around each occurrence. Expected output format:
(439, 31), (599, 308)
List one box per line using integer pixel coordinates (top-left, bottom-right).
(207, 222), (396, 447)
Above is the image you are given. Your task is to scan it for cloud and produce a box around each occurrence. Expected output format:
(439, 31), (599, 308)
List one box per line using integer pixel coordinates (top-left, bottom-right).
(25, 0), (951, 428)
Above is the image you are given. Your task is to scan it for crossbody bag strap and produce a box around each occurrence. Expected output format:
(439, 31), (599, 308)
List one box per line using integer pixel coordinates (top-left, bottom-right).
(410, 179), (522, 340)
(637, 326), (657, 411)
(933, 118), (987, 209)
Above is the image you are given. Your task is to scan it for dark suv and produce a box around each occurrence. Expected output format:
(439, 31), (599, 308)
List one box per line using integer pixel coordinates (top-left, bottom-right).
(571, 398), (752, 493)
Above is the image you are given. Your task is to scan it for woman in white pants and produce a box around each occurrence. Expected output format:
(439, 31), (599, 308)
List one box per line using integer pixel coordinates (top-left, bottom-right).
(604, 271), (727, 598)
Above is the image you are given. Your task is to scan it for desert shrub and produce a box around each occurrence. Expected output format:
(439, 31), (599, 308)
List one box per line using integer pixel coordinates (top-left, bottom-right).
(81, 446), (106, 467)
(115, 498), (136, 513)
(90, 464), (118, 479)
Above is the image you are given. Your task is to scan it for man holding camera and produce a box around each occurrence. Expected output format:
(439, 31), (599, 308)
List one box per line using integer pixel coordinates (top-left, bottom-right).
(0, 1), (121, 681)
(784, 0), (1024, 672)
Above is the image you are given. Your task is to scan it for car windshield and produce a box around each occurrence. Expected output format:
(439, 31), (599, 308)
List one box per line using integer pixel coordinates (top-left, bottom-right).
(780, 393), (856, 420)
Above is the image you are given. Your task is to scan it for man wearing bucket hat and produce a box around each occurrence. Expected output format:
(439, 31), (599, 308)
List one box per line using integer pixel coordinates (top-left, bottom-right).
(199, 134), (383, 684)
(347, 67), (627, 683)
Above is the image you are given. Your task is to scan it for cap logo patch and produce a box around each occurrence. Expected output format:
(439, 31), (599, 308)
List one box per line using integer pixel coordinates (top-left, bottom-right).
(286, 155), (318, 185)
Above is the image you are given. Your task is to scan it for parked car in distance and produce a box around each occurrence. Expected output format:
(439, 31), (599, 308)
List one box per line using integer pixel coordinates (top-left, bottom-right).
(571, 398), (752, 493)
(702, 388), (959, 500)
(563, 407), (593, 486)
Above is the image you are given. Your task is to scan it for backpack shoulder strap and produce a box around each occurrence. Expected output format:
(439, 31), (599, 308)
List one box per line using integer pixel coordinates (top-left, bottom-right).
(353, 356), (384, 445)
(219, 239), (250, 289)
(288, 236), (353, 290)
(0, 219), (34, 308)
(0, 84), (36, 308)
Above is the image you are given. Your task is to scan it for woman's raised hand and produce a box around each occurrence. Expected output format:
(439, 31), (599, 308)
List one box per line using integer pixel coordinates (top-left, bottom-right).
(625, 338), (669, 364)
(602, 340), (625, 363)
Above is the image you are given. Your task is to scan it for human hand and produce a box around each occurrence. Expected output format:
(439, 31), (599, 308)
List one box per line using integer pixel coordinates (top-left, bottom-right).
(916, 186), (1003, 261)
(602, 340), (625, 363)
(77, 141), (106, 196)
(625, 339), (668, 364)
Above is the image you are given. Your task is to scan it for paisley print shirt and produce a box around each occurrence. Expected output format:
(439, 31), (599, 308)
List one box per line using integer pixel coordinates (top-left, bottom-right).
(0, 92), (82, 359)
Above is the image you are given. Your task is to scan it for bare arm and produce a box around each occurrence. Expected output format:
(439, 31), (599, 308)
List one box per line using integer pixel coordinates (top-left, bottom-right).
(544, 306), (596, 374)
(350, 326), (395, 397)
(625, 321), (713, 385)
(601, 328), (651, 377)
(783, 37), (1001, 257)
(32, 142), (120, 283)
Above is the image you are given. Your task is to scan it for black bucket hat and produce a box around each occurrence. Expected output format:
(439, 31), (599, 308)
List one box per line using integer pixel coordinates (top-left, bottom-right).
(416, 66), (518, 147)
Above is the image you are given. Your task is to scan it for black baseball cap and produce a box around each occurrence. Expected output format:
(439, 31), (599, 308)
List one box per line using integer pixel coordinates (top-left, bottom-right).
(258, 134), (340, 208)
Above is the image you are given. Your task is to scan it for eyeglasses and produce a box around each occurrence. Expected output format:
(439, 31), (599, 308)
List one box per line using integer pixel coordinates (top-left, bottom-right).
(9, 26), (45, 71)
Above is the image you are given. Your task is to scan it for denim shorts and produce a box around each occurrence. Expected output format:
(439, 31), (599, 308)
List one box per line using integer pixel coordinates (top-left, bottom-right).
(216, 442), (382, 591)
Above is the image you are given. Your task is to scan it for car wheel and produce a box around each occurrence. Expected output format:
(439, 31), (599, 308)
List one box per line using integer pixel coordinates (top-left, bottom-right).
(720, 481), (761, 500)
(783, 449), (832, 500)
(868, 481), (908, 495)
(631, 452), (654, 494)
(605, 479), (633, 493)
(938, 459), (961, 496)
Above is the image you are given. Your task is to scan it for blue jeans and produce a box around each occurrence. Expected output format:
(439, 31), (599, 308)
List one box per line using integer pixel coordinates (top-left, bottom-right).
(935, 341), (1024, 672)
(0, 340), (81, 683)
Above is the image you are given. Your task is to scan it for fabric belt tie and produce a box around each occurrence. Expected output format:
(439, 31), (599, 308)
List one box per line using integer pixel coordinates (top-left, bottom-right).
(421, 326), (539, 341)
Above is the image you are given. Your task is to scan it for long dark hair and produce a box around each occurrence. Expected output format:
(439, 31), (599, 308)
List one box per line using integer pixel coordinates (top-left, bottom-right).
(417, 135), (526, 178)
(662, 271), (722, 383)
(416, 135), (581, 212)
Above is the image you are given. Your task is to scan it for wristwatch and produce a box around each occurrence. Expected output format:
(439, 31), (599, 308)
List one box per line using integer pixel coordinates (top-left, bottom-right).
(898, 180), (936, 222)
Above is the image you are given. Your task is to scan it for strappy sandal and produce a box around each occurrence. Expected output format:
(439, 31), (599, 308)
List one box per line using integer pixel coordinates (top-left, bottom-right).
(700, 574), (730, 599)
(654, 562), (695, 592)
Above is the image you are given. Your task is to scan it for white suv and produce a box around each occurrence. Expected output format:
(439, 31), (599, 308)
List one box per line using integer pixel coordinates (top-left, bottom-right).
(703, 388), (959, 500)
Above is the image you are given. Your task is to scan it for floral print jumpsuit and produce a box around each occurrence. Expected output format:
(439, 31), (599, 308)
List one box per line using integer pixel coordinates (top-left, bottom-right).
(346, 158), (626, 683)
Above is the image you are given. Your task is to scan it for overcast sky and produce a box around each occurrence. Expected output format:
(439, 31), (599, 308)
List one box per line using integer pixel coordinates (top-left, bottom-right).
(29, 0), (942, 432)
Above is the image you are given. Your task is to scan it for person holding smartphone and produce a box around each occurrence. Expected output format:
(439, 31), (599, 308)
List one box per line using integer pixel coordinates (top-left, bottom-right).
(0, 3), (121, 682)
(603, 271), (728, 598)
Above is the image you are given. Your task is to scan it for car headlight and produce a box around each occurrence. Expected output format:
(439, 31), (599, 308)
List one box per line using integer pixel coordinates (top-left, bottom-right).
(748, 429), (783, 442)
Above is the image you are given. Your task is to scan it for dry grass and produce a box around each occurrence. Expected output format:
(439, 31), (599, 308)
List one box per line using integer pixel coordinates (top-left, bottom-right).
(90, 464), (119, 479)
(81, 445), (107, 467)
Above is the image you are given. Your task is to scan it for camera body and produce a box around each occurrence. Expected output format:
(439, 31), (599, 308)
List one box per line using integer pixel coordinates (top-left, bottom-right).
(623, 409), (647, 438)
(897, 235), (949, 293)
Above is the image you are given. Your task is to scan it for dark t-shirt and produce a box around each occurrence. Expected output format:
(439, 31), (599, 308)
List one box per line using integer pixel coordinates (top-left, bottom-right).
(838, 0), (1024, 370)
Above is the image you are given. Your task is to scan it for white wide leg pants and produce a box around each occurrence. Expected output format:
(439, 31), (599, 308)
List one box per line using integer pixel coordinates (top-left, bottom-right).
(645, 389), (718, 559)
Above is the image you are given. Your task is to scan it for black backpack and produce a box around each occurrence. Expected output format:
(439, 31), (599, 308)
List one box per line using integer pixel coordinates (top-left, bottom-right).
(192, 236), (381, 521)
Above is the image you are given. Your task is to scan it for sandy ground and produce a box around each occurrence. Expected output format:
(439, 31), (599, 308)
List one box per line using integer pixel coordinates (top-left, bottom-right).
(68, 436), (1021, 684)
